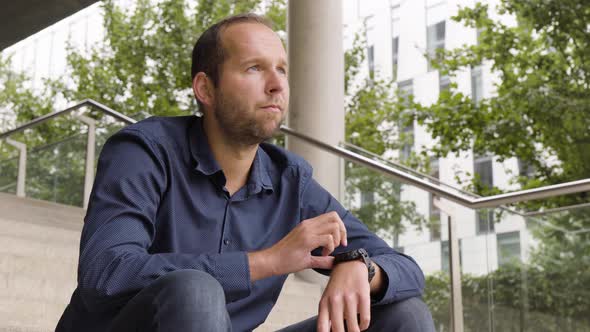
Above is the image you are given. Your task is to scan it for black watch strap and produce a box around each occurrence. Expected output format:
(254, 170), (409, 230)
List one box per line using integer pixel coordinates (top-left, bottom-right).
(333, 248), (375, 282)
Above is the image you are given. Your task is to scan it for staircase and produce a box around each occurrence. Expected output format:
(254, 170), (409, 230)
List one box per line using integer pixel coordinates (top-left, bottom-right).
(0, 192), (321, 331)
(0, 192), (83, 332)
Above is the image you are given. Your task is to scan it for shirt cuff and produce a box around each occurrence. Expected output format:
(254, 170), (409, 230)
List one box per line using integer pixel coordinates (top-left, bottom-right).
(211, 251), (252, 302)
(370, 255), (398, 305)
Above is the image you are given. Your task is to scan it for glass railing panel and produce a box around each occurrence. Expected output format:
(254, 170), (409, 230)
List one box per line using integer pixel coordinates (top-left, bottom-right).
(0, 105), (132, 207)
(335, 149), (495, 331)
(25, 133), (87, 206)
(483, 205), (590, 331)
(95, 121), (127, 165)
(0, 143), (18, 194)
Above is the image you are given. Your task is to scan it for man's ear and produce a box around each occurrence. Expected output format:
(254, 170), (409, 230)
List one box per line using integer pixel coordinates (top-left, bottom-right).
(192, 72), (214, 108)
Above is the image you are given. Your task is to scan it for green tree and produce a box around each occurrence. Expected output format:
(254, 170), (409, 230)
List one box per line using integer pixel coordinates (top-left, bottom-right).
(412, 0), (589, 204)
(344, 30), (427, 239)
(2, 0), (426, 235)
(58, 0), (287, 118)
(414, 2), (590, 329)
(0, 0), (288, 206)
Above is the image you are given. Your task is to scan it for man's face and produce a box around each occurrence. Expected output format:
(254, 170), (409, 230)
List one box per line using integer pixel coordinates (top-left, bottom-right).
(212, 22), (289, 146)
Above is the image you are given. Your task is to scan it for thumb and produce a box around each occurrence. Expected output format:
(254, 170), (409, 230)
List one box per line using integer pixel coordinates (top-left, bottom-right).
(309, 255), (335, 270)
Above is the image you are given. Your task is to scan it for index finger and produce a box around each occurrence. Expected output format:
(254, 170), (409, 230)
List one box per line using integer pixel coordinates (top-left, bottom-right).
(331, 211), (347, 247)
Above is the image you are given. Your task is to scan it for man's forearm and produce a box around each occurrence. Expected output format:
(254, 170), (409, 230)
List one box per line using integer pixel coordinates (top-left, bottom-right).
(247, 249), (277, 282)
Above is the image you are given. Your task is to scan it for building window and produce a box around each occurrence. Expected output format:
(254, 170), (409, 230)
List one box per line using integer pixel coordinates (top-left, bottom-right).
(474, 155), (494, 234)
(397, 79), (414, 161)
(360, 191), (374, 207)
(367, 45), (375, 78)
(476, 209), (494, 234)
(476, 27), (485, 45)
(518, 158), (535, 178)
(497, 231), (521, 266)
(441, 239), (462, 272)
(429, 158), (441, 241)
(427, 21), (445, 71)
(400, 122), (414, 161)
(474, 155), (493, 189)
(471, 65), (483, 105)
(390, 3), (401, 81)
(392, 37), (399, 81)
(439, 74), (450, 93)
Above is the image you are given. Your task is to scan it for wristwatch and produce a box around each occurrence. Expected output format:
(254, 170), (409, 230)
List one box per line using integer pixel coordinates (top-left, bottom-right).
(333, 248), (375, 282)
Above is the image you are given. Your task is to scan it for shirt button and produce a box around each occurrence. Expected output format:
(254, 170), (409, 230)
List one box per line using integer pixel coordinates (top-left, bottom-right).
(224, 239), (230, 245)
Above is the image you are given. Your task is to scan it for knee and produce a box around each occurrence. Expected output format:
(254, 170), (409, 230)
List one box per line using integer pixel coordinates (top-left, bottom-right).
(373, 297), (435, 332)
(154, 269), (226, 309)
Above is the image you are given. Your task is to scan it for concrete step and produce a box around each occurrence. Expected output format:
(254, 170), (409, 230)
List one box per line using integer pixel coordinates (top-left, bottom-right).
(0, 192), (328, 332)
(0, 297), (64, 331)
(0, 326), (46, 332)
(0, 193), (85, 231)
(0, 269), (76, 304)
(0, 218), (81, 244)
(255, 274), (321, 331)
(0, 234), (79, 260)
(0, 253), (77, 282)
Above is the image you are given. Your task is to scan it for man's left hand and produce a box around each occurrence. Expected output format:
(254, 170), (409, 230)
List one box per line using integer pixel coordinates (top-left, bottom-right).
(317, 260), (373, 332)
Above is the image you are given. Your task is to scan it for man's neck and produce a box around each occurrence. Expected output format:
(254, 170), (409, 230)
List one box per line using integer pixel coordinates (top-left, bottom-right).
(202, 117), (257, 196)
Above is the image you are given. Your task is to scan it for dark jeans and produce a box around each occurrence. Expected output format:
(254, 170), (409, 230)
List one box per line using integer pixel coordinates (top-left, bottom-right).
(109, 270), (435, 332)
(277, 296), (435, 332)
(109, 270), (231, 332)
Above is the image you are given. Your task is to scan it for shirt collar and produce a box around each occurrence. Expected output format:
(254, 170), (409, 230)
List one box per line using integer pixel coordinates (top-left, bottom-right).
(188, 116), (274, 195)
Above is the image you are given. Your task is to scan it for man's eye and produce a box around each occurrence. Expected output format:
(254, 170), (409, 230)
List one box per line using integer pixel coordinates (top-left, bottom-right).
(278, 67), (287, 75)
(247, 65), (260, 72)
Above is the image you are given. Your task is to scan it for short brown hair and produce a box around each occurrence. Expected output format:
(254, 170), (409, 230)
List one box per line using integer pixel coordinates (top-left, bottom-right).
(191, 13), (274, 110)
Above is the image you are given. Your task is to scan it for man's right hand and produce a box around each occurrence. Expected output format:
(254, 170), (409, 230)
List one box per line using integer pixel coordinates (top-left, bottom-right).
(248, 211), (348, 281)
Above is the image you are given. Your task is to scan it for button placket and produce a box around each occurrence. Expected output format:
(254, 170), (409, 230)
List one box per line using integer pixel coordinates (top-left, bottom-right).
(219, 198), (232, 252)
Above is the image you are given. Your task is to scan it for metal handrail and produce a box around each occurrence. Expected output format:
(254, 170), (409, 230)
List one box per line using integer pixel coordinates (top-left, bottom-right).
(281, 126), (590, 209)
(339, 141), (590, 217)
(0, 99), (135, 140)
(2, 98), (590, 210)
(340, 141), (479, 198)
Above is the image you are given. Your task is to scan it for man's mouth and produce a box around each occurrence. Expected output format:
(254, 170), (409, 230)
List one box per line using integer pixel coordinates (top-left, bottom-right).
(261, 104), (282, 113)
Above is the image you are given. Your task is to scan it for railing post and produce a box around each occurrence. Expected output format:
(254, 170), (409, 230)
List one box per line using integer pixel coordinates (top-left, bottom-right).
(448, 214), (464, 332)
(5, 138), (27, 197)
(434, 198), (464, 332)
(76, 115), (96, 209)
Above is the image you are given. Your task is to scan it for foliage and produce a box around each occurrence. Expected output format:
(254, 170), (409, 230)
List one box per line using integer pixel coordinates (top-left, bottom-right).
(0, 0), (287, 206)
(343, 30), (427, 238)
(411, 0), (590, 205)
(412, 5), (590, 327)
(58, 0), (287, 118)
(424, 257), (590, 331)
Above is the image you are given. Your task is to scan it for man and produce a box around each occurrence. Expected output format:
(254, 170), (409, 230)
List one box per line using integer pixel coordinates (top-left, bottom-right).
(56, 13), (435, 332)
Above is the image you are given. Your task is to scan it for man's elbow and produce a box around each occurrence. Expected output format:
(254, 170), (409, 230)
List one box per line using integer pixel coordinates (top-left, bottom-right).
(77, 251), (135, 312)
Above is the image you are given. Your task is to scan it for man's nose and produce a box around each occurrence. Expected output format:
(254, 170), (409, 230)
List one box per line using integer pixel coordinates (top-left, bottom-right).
(265, 70), (287, 95)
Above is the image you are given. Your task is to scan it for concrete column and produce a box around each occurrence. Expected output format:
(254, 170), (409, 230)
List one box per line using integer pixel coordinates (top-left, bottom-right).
(287, 0), (345, 285)
(287, 0), (344, 200)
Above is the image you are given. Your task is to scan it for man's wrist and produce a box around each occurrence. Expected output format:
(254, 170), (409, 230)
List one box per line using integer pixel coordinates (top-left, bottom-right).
(333, 248), (375, 282)
(247, 248), (277, 282)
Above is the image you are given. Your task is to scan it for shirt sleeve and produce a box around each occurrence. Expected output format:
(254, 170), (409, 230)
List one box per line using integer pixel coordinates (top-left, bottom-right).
(300, 176), (425, 305)
(77, 128), (251, 313)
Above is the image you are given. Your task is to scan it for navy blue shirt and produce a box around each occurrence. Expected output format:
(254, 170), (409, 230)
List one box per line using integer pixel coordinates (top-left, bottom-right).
(57, 116), (424, 331)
